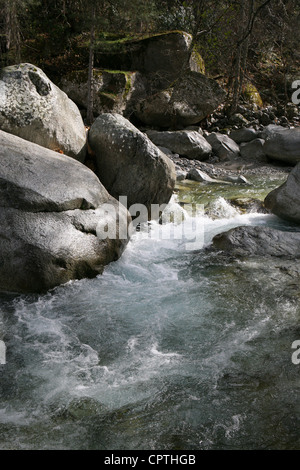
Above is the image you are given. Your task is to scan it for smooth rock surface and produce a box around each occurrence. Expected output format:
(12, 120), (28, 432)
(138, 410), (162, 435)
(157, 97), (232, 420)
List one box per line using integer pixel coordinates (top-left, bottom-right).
(146, 129), (212, 160)
(135, 71), (226, 128)
(240, 138), (267, 162)
(88, 113), (176, 213)
(0, 63), (87, 162)
(0, 130), (130, 293)
(229, 127), (257, 144)
(213, 225), (300, 257)
(258, 124), (286, 140)
(264, 163), (300, 223)
(263, 127), (300, 164)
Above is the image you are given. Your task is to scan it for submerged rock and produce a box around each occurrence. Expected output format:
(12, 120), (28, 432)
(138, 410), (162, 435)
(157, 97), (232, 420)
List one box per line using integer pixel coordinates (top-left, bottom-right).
(52, 397), (107, 421)
(213, 226), (300, 258)
(88, 113), (176, 213)
(230, 198), (269, 214)
(0, 130), (130, 294)
(0, 63), (87, 162)
(221, 175), (251, 185)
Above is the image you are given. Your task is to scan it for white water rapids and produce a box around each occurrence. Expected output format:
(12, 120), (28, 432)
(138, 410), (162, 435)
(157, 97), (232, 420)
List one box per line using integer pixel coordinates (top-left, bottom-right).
(0, 186), (299, 450)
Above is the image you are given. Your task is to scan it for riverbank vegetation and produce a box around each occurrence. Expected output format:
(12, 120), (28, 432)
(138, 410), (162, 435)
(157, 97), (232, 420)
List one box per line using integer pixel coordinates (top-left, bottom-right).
(1, 0), (299, 114)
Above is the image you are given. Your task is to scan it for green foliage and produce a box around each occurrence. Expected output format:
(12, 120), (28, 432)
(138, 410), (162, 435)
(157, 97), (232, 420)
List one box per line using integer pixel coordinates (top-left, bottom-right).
(242, 82), (263, 107)
(0, 0), (299, 108)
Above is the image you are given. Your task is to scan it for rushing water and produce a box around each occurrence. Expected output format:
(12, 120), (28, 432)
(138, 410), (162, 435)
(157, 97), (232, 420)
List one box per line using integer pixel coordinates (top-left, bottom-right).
(0, 175), (300, 450)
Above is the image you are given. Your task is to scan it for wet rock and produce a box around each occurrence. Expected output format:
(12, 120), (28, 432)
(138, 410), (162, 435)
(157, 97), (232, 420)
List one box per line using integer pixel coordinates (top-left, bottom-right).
(213, 226), (300, 258)
(52, 397), (107, 421)
(229, 198), (269, 214)
(176, 170), (187, 181)
(222, 175), (251, 185)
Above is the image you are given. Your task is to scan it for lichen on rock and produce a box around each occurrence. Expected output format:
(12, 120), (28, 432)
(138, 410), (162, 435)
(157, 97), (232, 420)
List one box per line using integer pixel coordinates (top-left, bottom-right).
(0, 63), (87, 162)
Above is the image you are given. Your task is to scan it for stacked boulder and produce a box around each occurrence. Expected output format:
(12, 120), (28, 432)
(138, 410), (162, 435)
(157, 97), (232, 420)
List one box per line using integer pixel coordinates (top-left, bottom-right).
(0, 65), (178, 294)
(60, 31), (226, 127)
(0, 130), (131, 294)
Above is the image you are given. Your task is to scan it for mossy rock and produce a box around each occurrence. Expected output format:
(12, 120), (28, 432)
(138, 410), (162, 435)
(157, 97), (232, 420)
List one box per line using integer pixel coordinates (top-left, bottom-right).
(60, 68), (143, 117)
(242, 82), (263, 107)
(88, 31), (197, 90)
(190, 45), (205, 75)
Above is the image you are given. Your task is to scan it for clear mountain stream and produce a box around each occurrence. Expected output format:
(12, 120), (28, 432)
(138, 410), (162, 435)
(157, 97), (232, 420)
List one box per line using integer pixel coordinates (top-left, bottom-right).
(0, 174), (299, 450)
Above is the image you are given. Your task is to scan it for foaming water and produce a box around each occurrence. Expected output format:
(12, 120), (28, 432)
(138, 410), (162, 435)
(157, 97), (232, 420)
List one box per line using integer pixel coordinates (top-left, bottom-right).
(0, 187), (299, 450)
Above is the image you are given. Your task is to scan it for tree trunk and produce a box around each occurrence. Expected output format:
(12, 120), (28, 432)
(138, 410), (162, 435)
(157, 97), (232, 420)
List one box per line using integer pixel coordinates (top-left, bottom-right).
(230, 0), (248, 115)
(5, 0), (21, 64)
(86, 4), (96, 126)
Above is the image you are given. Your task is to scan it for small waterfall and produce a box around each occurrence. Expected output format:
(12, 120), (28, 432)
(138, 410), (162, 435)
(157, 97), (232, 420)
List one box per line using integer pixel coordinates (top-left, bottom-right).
(206, 197), (241, 219)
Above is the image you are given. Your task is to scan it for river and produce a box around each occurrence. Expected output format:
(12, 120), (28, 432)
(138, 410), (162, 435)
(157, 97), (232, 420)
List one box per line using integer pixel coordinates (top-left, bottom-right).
(0, 174), (299, 450)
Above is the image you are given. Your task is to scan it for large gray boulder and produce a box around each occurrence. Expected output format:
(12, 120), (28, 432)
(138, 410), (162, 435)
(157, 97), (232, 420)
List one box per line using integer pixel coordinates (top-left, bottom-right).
(146, 129), (212, 160)
(264, 163), (300, 223)
(263, 127), (300, 164)
(213, 225), (300, 258)
(240, 138), (267, 163)
(88, 114), (176, 214)
(0, 130), (130, 294)
(229, 127), (257, 144)
(93, 31), (205, 89)
(258, 124), (286, 140)
(135, 71), (226, 128)
(205, 132), (240, 161)
(0, 63), (87, 162)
